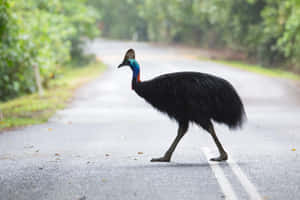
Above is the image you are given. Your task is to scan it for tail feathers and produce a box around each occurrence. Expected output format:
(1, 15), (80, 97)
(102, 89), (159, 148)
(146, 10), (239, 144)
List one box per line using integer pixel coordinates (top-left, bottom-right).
(212, 82), (246, 129)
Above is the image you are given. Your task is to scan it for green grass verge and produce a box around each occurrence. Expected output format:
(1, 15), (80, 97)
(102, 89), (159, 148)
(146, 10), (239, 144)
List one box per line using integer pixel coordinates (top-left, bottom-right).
(200, 57), (300, 81)
(0, 61), (106, 131)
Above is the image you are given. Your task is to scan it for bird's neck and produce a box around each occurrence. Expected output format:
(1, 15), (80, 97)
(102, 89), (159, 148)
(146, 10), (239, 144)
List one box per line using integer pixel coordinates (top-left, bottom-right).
(129, 59), (141, 90)
(132, 69), (141, 90)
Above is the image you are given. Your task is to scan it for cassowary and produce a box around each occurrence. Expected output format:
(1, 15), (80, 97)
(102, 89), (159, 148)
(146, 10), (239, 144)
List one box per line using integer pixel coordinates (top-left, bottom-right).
(118, 49), (246, 162)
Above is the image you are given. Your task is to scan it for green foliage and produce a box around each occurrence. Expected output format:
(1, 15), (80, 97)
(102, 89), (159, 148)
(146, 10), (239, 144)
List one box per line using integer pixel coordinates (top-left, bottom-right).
(0, 0), (36, 100)
(88, 0), (147, 40)
(89, 0), (300, 70)
(0, 0), (99, 101)
(271, 0), (300, 66)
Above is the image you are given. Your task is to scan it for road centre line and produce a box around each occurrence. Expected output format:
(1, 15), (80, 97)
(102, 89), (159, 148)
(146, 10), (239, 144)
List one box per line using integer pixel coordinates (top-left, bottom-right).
(227, 157), (262, 200)
(202, 147), (238, 200)
(202, 147), (263, 200)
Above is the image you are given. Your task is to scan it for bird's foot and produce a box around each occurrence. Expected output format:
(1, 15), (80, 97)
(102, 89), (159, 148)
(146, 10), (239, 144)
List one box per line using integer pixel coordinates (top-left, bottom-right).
(210, 153), (228, 162)
(150, 156), (170, 162)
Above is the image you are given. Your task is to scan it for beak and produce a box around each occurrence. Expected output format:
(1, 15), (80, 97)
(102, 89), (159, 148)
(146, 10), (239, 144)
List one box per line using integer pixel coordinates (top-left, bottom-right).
(118, 63), (125, 68)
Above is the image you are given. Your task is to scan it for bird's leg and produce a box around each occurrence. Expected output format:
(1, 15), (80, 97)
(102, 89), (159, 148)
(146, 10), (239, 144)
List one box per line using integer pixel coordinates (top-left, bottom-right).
(151, 122), (188, 162)
(208, 124), (228, 162)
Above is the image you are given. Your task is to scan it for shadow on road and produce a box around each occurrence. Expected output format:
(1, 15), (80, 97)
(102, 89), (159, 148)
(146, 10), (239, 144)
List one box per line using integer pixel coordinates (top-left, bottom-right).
(123, 162), (211, 169)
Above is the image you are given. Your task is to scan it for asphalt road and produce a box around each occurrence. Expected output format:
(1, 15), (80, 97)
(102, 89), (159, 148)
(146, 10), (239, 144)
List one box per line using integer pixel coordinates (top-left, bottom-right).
(1, 39), (300, 200)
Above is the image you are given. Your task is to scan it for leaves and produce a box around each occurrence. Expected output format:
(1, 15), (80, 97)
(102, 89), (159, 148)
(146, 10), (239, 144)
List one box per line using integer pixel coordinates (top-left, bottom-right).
(90, 0), (300, 68)
(0, 0), (99, 101)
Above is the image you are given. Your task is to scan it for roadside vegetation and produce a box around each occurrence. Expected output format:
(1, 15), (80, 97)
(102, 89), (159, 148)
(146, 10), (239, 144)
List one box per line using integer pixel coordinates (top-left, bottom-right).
(0, 0), (99, 101)
(89, 0), (300, 73)
(0, 62), (106, 131)
(0, 0), (103, 130)
(202, 58), (300, 81)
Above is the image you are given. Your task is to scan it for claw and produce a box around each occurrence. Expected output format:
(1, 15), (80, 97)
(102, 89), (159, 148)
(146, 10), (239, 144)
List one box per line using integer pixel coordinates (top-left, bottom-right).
(210, 153), (228, 162)
(150, 157), (170, 162)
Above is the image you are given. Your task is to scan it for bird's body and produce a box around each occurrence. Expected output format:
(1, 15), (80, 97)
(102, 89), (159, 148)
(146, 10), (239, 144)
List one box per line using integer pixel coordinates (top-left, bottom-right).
(118, 49), (246, 162)
(134, 72), (245, 130)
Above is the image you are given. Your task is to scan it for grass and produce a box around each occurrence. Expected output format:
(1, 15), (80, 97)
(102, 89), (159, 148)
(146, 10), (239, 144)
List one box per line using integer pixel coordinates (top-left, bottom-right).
(200, 57), (300, 81)
(0, 61), (106, 131)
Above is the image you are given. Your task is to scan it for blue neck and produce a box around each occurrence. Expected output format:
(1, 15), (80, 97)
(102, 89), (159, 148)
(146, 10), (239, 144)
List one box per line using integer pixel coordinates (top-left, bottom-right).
(129, 59), (141, 89)
(129, 59), (140, 81)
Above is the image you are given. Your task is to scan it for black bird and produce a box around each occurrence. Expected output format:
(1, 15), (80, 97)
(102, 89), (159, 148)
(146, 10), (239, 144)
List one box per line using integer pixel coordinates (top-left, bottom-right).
(118, 49), (246, 162)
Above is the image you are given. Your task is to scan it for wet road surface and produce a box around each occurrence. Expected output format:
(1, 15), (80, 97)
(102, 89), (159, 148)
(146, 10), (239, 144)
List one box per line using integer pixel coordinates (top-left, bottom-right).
(0, 39), (300, 200)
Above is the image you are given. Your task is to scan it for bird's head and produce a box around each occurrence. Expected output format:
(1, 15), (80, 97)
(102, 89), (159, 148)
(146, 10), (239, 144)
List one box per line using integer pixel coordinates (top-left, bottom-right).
(118, 48), (136, 69)
(118, 49), (141, 81)
(118, 49), (141, 88)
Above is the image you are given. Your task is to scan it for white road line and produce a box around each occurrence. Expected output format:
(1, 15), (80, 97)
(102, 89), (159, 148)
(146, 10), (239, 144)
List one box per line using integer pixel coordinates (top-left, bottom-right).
(202, 147), (238, 200)
(227, 157), (262, 200)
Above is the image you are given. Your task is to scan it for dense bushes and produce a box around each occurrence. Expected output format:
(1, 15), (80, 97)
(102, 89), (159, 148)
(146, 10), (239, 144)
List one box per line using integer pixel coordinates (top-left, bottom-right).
(0, 0), (35, 100)
(89, 0), (300, 70)
(0, 0), (99, 101)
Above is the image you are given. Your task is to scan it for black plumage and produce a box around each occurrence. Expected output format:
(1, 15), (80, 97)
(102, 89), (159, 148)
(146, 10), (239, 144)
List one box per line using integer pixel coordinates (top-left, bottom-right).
(118, 49), (246, 162)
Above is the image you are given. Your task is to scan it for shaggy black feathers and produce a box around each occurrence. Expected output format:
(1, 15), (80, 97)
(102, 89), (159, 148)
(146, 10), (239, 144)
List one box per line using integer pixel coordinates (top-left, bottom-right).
(134, 72), (246, 130)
